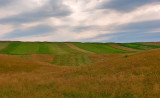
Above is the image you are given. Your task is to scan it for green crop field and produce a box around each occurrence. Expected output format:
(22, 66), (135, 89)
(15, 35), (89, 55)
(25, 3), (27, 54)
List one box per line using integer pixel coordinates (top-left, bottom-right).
(53, 54), (91, 66)
(48, 43), (88, 66)
(1, 42), (89, 66)
(118, 43), (160, 50)
(48, 43), (83, 55)
(0, 42), (20, 54)
(0, 42), (160, 66)
(72, 42), (132, 54)
(0, 42), (10, 50)
(38, 43), (53, 54)
(10, 42), (39, 54)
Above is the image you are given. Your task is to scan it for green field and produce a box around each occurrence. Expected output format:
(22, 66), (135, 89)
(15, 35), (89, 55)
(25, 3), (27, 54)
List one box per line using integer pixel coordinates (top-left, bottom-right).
(11, 42), (39, 54)
(38, 43), (53, 54)
(53, 54), (91, 66)
(118, 43), (160, 50)
(0, 42), (88, 66)
(0, 42), (134, 55)
(0, 42), (160, 66)
(48, 43), (83, 55)
(72, 42), (132, 54)
(0, 42), (20, 54)
(0, 42), (10, 50)
(48, 43), (87, 66)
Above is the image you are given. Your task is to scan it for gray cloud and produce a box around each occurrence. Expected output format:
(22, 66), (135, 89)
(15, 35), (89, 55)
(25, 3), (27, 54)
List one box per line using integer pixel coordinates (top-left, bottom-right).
(0, 0), (16, 7)
(2, 25), (56, 39)
(98, 0), (160, 12)
(0, 0), (72, 24)
(84, 20), (160, 42)
(0, 0), (160, 42)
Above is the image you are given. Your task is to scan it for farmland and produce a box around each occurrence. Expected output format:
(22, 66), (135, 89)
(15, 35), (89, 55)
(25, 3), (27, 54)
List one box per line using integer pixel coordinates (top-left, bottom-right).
(0, 41), (160, 97)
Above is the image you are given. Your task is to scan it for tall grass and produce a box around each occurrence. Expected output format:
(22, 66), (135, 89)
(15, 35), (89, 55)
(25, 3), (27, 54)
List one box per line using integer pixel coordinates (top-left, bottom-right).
(0, 49), (160, 97)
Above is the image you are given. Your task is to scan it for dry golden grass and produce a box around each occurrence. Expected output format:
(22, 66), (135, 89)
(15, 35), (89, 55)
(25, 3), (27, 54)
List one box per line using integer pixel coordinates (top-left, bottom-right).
(90, 54), (127, 63)
(30, 54), (54, 63)
(30, 54), (56, 66)
(110, 43), (142, 51)
(0, 54), (40, 73)
(0, 49), (160, 97)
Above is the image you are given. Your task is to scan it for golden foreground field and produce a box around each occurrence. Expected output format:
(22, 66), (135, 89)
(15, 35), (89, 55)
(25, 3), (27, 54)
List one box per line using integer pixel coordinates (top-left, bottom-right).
(0, 48), (160, 98)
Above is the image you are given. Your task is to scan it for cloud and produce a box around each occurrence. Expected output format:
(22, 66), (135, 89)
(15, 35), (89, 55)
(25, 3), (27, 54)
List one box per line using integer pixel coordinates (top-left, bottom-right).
(2, 25), (55, 39)
(0, 0), (50, 19)
(0, 24), (14, 37)
(0, 0), (16, 7)
(0, 0), (160, 42)
(0, 0), (72, 24)
(99, 0), (160, 12)
(147, 29), (160, 33)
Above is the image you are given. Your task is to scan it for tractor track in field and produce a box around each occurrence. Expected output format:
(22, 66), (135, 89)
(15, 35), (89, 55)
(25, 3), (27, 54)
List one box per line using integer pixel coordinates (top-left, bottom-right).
(140, 42), (160, 46)
(65, 43), (95, 54)
(110, 44), (142, 52)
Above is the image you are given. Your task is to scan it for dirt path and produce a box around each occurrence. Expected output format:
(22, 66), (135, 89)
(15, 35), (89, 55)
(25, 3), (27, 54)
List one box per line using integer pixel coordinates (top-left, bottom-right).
(110, 44), (142, 52)
(141, 42), (160, 46)
(65, 43), (95, 54)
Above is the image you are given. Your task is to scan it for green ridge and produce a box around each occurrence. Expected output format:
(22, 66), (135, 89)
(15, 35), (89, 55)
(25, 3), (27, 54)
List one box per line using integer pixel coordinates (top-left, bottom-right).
(10, 42), (39, 55)
(53, 54), (91, 66)
(118, 43), (160, 50)
(72, 43), (132, 54)
(38, 43), (53, 54)
(0, 42), (10, 51)
(48, 43), (83, 55)
(0, 42), (20, 54)
(2, 42), (157, 66)
(50, 43), (90, 66)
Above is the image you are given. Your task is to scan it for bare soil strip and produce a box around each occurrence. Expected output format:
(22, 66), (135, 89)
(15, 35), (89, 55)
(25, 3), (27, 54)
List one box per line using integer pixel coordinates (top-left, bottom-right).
(65, 43), (95, 54)
(141, 42), (160, 46)
(110, 44), (142, 52)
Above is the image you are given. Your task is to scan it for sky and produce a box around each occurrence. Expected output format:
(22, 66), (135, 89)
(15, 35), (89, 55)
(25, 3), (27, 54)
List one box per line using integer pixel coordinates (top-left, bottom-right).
(0, 0), (160, 42)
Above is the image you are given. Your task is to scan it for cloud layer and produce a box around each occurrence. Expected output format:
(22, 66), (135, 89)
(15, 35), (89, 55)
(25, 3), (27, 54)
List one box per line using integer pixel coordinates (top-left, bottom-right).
(0, 0), (160, 42)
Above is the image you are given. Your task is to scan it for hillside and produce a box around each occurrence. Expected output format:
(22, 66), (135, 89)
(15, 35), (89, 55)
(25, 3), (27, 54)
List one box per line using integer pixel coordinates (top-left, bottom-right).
(0, 42), (160, 97)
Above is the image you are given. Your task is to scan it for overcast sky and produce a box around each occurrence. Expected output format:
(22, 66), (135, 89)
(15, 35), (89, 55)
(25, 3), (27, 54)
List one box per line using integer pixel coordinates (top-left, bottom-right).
(0, 0), (160, 42)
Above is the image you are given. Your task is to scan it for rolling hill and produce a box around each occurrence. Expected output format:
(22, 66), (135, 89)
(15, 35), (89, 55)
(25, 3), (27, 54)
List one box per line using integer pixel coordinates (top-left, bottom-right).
(0, 41), (160, 97)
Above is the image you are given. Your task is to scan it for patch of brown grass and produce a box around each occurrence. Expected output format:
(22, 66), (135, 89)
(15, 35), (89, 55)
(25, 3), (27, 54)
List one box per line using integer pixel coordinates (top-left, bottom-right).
(0, 49), (160, 97)
(141, 42), (160, 46)
(0, 54), (40, 73)
(90, 54), (127, 63)
(30, 54), (54, 63)
(30, 54), (56, 66)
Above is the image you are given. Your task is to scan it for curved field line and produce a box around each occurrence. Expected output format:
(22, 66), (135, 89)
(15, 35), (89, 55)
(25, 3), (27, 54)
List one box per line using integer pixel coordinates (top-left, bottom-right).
(140, 42), (160, 46)
(110, 44), (142, 52)
(65, 43), (95, 54)
(0, 42), (10, 50)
